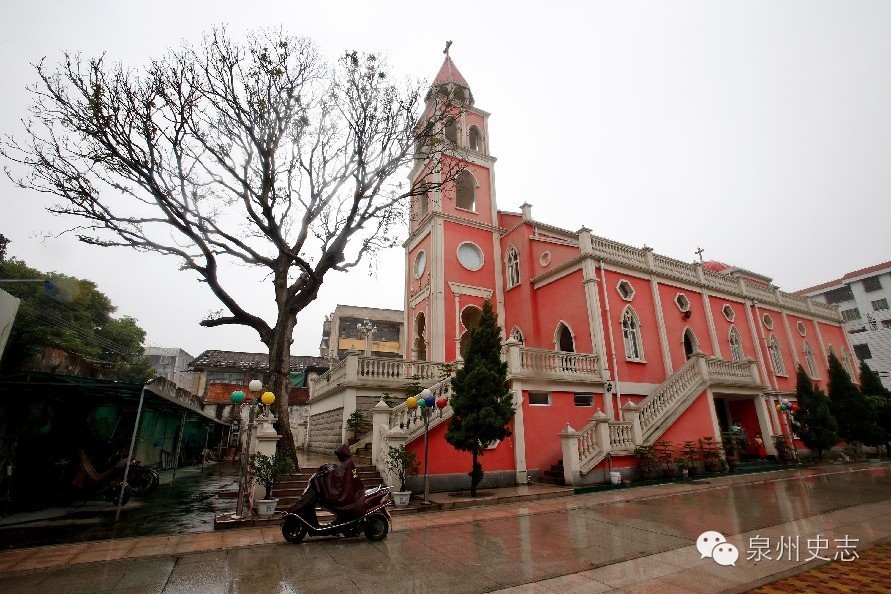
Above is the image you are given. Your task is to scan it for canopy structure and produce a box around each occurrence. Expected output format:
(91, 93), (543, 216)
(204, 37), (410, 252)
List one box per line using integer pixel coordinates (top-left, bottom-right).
(0, 372), (228, 516)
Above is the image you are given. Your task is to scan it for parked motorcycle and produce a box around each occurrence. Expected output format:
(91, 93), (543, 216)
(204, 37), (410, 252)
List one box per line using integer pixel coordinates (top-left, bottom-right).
(70, 448), (132, 506)
(123, 459), (160, 496)
(281, 445), (392, 543)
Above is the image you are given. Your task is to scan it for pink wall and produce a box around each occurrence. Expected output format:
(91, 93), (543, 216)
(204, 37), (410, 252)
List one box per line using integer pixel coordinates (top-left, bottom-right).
(405, 416), (515, 474)
(655, 390), (719, 447)
(522, 390), (605, 471)
(440, 157), (493, 225)
(709, 298), (756, 362)
(532, 270), (592, 353)
(600, 269), (666, 384)
(657, 282), (713, 368)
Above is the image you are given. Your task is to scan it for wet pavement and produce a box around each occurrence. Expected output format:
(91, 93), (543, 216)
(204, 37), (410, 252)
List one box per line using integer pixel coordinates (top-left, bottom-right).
(0, 462), (241, 549)
(0, 463), (888, 592)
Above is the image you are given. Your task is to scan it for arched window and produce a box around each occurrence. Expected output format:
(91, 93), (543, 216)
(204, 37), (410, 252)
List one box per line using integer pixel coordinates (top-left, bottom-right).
(555, 322), (574, 352)
(622, 307), (644, 361)
(419, 192), (429, 217)
(510, 326), (525, 345)
(729, 327), (744, 362)
(803, 340), (819, 379)
(768, 334), (786, 376)
(505, 245), (520, 289)
(444, 118), (458, 143)
(683, 328), (699, 360)
(459, 305), (483, 359)
(468, 125), (483, 152)
(414, 313), (427, 361)
(455, 170), (476, 212)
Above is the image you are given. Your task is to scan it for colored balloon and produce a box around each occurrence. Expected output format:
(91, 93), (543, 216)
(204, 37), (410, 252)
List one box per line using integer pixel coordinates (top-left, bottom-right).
(406, 397), (418, 409)
(417, 397), (427, 408)
(425, 396), (436, 408)
(436, 398), (447, 409)
(230, 390), (245, 404)
(261, 391), (275, 405)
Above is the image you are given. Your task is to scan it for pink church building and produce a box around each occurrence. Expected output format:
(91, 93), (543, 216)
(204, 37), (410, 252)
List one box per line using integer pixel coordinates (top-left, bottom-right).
(306, 55), (856, 488)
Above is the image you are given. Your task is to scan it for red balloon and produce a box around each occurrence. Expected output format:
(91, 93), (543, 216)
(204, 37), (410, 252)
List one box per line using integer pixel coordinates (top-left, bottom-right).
(436, 397), (447, 409)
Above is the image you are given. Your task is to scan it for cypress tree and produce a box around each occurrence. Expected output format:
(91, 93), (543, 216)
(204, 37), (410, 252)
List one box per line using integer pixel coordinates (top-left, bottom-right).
(445, 300), (514, 496)
(827, 352), (882, 446)
(860, 362), (891, 452)
(793, 365), (838, 460)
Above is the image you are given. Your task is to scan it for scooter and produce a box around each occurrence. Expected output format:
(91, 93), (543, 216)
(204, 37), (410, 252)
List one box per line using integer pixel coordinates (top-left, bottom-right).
(280, 465), (392, 543)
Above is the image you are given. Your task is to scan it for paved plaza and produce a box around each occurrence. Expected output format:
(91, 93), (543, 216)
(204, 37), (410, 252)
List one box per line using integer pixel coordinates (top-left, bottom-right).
(0, 463), (889, 593)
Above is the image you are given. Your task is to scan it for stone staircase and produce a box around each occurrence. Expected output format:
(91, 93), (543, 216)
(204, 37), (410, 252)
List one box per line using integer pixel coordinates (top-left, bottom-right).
(537, 459), (566, 485)
(559, 352), (763, 485)
(271, 444), (385, 509)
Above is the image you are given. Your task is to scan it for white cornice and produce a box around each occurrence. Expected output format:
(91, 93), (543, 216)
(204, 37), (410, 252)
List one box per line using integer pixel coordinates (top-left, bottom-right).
(448, 282), (493, 299)
(410, 286), (430, 309)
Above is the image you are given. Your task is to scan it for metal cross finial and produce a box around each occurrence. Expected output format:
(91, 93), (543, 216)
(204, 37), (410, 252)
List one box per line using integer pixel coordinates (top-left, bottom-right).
(695, 246), (705, 262)
(443, 40), (453, 56)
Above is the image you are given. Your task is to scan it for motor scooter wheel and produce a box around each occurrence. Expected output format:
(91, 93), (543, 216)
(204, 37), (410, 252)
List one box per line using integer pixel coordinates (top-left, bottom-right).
(364, 513), (389, 541)
(281, 516), (308, 544)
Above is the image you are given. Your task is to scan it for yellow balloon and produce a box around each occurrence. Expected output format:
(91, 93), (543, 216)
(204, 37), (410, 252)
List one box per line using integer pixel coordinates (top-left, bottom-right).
(406, 397), (418, 409)
(261, 391), (276, 405)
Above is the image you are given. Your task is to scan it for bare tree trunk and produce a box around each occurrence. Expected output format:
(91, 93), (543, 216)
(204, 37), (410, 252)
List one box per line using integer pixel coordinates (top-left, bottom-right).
(268, 314), (299, 468)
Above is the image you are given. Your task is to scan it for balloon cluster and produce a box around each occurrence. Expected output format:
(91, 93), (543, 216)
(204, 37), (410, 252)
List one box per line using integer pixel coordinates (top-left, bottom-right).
(776, 398), (798, 413)
(406, 394), (448, 411)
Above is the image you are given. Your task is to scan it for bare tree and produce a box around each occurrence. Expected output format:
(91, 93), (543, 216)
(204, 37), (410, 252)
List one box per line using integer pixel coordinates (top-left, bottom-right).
(3, 29), (463, 464)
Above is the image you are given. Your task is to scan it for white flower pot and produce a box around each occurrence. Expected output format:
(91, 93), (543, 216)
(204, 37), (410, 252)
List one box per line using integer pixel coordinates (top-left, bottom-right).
(255, 498), (279, 518)
(392, 491), (412, 507)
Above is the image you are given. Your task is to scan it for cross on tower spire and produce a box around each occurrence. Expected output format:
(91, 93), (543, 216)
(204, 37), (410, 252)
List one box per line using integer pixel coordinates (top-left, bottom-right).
(695, 246), (705, 262)
(443, 40), (452, 56)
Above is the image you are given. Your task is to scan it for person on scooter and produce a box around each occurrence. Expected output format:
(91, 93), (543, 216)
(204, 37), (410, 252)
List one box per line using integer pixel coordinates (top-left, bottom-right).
(312, 444), (366, 523)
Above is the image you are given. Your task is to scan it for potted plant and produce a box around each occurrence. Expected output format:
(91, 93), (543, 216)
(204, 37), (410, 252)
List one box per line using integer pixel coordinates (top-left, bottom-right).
(248, 452), (296, 518)
(681, 440), (699, 476)
(772, 434), (791, 465)
(346, 409), (368, 445)
(676, 456), (694, 478)
(634, 445), (658, 481)
(386, 444), (419, 507)
(721, 431), (740, 472)
(655, 441), (676, 478)
(700, 437), (721, 473)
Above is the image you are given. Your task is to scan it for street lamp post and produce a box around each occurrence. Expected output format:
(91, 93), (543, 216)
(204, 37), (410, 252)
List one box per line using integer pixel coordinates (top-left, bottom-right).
(231, 379), (263, 518)
(357, 318), (377, 357)
(405, 388), (448, 505)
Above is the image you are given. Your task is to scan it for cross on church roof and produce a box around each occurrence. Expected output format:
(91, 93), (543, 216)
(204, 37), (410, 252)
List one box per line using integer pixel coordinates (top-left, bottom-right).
(443, 40), (452, 56)
(695, 247), (705, 262)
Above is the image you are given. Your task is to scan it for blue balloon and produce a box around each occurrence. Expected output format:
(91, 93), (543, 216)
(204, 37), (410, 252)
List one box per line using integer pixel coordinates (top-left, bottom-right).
(425, 396), (436, 408)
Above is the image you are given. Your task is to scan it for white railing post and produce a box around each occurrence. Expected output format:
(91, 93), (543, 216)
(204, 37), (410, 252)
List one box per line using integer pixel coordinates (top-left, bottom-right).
(371, 399), (391, 464)
(692, 350), (708, 379)
(505, 338), (521, 375)
(381, 427), (407, 488)
(592, 410), (611, 455)
(621, 402), (643, 445)
(746, 357), (762, 386)
(559, 424), (581, 486)
(344, 349), (360, 383)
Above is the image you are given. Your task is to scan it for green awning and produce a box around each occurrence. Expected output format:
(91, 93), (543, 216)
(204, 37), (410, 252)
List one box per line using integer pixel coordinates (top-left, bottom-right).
(289, 372), (306, 388)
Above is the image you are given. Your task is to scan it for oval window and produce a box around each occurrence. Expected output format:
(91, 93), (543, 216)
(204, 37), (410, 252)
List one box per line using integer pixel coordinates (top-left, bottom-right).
(457, 242), (484, 271)
(413, 250), (427, 278)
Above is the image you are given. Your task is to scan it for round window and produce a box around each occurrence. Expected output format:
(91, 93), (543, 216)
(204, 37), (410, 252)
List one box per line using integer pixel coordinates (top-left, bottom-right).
(457, 242), (484, 271)
(413, 250), (427, 278)
(540, 251), (552, 267)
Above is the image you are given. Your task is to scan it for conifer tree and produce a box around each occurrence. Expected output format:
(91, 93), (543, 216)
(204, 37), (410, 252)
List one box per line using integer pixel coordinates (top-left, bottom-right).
(827, 353), (882, 446)
(792, 365), (838, 460)
(445, 300), (514, 496)
(860, 362), (891, 452)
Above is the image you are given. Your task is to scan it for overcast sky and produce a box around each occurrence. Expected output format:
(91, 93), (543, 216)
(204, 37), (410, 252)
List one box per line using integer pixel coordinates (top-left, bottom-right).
(2, 1), (889, 359)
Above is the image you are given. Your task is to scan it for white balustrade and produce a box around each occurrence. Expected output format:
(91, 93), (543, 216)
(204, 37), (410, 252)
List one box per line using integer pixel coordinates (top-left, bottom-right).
(653, 254), (699, 283)
(638, 358), (704, 433)
(608, 422), (635, 451)
(591, 236), (648, 267)
(515, 347), (600, 379)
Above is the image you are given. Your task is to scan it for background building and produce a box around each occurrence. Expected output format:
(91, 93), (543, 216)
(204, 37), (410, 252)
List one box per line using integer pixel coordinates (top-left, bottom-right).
(795, 261), (891, 389)
(319, 305), (403, 360)
(145, 347), (198, 393)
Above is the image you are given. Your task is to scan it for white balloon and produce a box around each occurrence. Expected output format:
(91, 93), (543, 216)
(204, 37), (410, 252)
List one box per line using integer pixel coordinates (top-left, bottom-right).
(711, 543), (740, 566)
(696, 531), (726, 558)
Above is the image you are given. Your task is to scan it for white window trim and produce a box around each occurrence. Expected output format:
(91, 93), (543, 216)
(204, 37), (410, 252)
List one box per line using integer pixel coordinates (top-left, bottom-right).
(621, 305), (646, 362)
(539, 251), (552, 268)
(505, 244), (520, 290)
(528, 391), (551, 406)
(803, 339), (820, 380)
(456, 241), (485, 271)
(616, 279), (635, 302)
(796, 321), (807, 336)
(413, 250), (427, 279)
(455, 169), (479, 213)
(762, 313), (774, 330)
(554, 321), (575, 352)
(674, 292), (691, 313)
(728, 326), (744, 362)
(722, 304), (735, 322)
(769, 334), (787, 377)
(460, 304), (483, 330)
